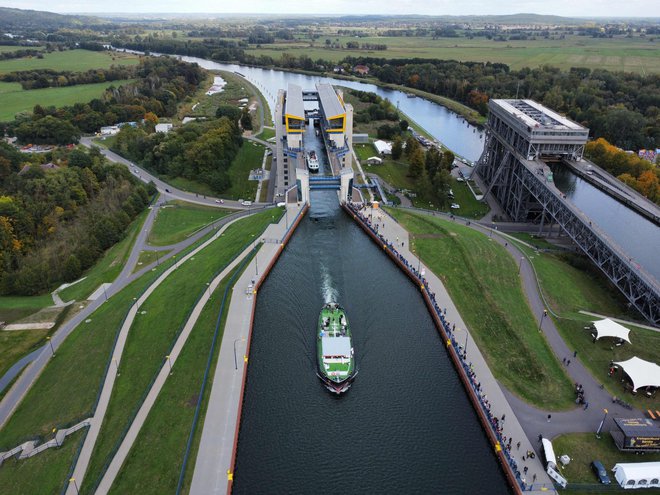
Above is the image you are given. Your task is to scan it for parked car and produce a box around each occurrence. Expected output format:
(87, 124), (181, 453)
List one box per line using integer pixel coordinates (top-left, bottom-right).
(215, 199), (224, 204)
(591, 460), (611, 484)
(450, 203), (461, 209)
(241, 200), (253, 206)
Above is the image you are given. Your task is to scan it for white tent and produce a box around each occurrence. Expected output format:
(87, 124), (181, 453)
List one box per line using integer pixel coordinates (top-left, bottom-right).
(373, 140), (392, 155)
(613, 461), (660, 489)
(613, 357), (660, 392)
(593, 318), (631, 343)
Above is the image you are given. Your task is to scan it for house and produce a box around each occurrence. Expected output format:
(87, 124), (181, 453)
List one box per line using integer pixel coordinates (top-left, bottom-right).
(155, 123), (173, 133)
(100, 126), (120, 136)
(373, 140), (392, 155)
(366, 156), (383, 165)
(353, 65), (370, 76)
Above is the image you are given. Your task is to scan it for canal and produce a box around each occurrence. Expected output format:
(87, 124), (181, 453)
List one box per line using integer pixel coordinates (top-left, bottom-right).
(232, 191), (510, 494)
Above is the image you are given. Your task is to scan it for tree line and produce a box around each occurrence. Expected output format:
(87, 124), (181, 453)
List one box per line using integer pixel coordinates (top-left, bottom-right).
(0, 143), (153, 295)
(0, 65), (136, 90)
(585, 138), (659, 205)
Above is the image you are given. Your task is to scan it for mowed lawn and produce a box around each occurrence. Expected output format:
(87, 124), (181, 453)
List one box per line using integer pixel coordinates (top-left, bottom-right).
(247, 34), (660, 74)
(148, 201), (236, 246)
(0, 49), (139, 74)
(0, 79), (136, 121)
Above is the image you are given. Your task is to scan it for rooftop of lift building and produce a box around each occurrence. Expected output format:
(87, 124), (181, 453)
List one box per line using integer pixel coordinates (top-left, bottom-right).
(316, 83), (346, 120)
(491, 99), (586, 132)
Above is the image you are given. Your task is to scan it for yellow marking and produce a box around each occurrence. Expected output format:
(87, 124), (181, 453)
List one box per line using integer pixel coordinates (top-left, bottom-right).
(227, 470), (233, 481)
(495, 442), (502, 452)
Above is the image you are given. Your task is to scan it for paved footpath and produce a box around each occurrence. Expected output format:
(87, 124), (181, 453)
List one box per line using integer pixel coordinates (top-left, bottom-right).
(66, 207), (294, 495)
(190, 204), (304, 495)
(364, 206), (557, 494)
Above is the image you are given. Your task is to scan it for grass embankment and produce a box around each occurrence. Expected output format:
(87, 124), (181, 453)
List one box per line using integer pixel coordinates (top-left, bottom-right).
(355, 143), (488, 218)
(132, 250), (171, 273)
(148, 201), (235, 246)
(553, 433), (660, 487)
(388, 209), (574, 410)
(108, 264), (239, 494)
(0, 264), (171, 452)
(0, 429), (85, 495)
(59, 209), (149, 303)
(0, 79), (136, 121)
(509, 238), (660, 411)
(81, 210), (277, 492)
(257, 127), (275, 141)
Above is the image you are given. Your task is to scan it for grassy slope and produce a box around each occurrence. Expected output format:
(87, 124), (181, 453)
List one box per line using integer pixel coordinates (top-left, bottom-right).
(389, 208), (574, 409)
(108, 265), (238, 494)
(0, 429), (84, 495)
(148, 201), (235, 246)
(0, 294), (53, 324)
(0, 79), (135, 121)
(59, 209), (149, 303)
(553, 433), (660, 485)
(510, 239), (660, 411)
(82, 210), (275, 492)
(0, 264), (169, 450)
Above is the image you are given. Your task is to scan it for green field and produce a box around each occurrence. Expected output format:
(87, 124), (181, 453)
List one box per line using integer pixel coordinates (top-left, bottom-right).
(0, 79), (136, 121)
(388, 208), (574, 409)
(148, 201), (235, 246)
(0, 45), (44, 53)
(553, 433), (660, 487)
(0, 49), (139, 74)
(247, 34), (660, 74)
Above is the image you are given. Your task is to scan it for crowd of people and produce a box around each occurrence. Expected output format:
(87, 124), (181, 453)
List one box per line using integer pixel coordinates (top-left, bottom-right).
(347, 202), (541, 491)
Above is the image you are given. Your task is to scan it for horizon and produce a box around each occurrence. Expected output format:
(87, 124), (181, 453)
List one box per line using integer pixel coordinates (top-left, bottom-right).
(2, 1), (660, 18)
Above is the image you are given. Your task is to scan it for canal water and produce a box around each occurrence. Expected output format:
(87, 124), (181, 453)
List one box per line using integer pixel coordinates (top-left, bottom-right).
(232, 191), (510, 494)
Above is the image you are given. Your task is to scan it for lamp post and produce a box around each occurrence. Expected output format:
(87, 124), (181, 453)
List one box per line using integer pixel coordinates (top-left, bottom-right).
(46, 336), (55, 357)
(538, 309), (548, 332)
(69, 477), (79, 495)
(596, 409), (609, 439)
(206, 282), (211, 298)
(165, 355), (173, 375)
(518, 256), (524, 274)
(103, 284), (108, 301)
(155, 250), (160, 266)
(114, 358), (120, 376)
(234, 338), (246, 370)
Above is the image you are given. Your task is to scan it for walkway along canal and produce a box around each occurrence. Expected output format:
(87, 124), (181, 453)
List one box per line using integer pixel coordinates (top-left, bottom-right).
(231, 191), (512, 495)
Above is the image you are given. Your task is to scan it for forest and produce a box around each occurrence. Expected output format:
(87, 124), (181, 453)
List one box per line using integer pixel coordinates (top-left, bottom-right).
(0, 143), (153, 295)
(0, 65), (136, 90)
(111, 117), (243, 194)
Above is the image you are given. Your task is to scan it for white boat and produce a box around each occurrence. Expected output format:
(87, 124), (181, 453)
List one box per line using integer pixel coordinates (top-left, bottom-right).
(307, 151), (320, 172)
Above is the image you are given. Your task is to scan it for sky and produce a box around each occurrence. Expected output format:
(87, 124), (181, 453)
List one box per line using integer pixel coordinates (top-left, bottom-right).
(2, 0), (659, 18)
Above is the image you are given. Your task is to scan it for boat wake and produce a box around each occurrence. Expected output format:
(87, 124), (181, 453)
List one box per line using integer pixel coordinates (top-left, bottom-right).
(320, 264), (338, 304)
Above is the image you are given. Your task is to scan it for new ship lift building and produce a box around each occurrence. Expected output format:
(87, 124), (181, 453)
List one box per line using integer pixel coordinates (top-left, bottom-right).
(275, 82), (354, 204)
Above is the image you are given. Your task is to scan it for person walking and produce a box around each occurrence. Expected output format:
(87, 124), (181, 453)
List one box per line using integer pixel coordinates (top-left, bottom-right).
(573, 350), (578, 358)
(584, 402), (589, 410)
(516, 441), (521, 450)
(567, 359), (571, 366)
(547, 414), (552, 423)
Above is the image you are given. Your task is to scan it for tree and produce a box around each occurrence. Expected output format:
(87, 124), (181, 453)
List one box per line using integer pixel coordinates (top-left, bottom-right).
(391, 137), (403, 160)
(216, 105), (241, 122)
(399, 119), (409, 132)
(68, 148), (93, 168)
(405, 135), (419, 157)
(240, 108), (253, 131)
(408, 147), (425, 179)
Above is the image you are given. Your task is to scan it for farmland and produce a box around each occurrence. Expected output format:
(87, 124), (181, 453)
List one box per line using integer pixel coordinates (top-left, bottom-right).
(246, 34), (660, 74)
(0, 79), (135, 121)
(0, 49), (139, 74)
